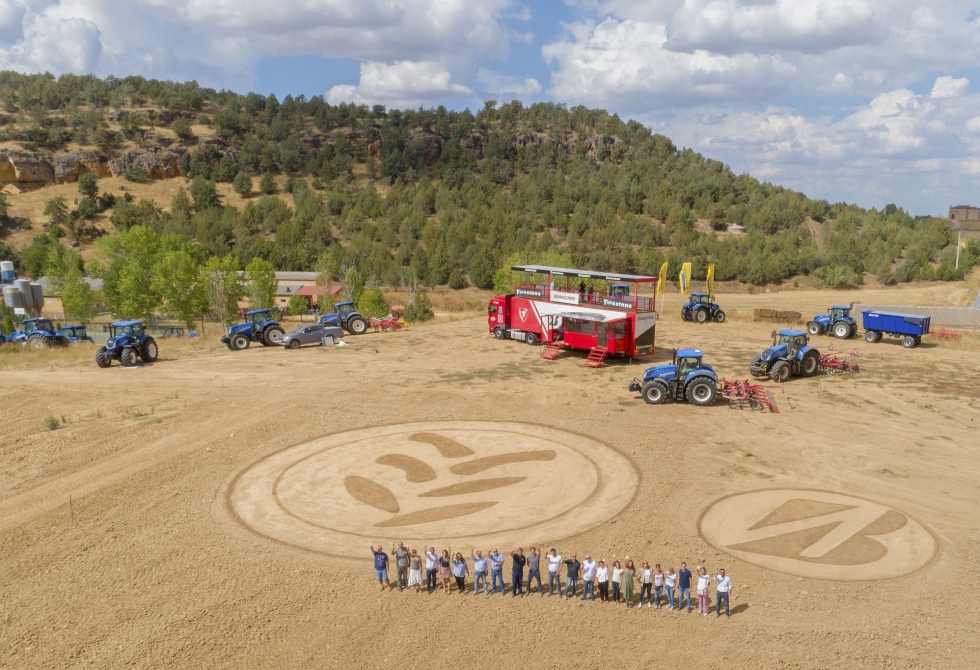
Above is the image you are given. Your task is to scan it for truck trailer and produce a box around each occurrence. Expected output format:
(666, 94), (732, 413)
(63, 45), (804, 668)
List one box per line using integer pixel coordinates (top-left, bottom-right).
(861, 310), (931, 348)
(488, 265), (658, 360)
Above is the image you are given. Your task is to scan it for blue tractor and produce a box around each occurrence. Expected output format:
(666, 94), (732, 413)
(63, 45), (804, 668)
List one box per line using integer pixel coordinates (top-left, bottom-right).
(96, 320), (158, 367)
(681, 293), (726, 323)
(807, 305), (857, 339)
(61, 325), (94, 343)
(222, 308), (286, 350)
(628, 348), (719, 406)
(749, 329), (821, 382)
(317, 301), (370, 335)
(19, 318), (70, 348)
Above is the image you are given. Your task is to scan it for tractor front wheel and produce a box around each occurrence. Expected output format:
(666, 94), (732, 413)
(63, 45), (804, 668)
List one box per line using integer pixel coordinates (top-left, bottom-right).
(232, 334), (250, 350)
(641, 381), (668, 405)
(801, 351), (820, 376)
(902, 335), (916, 348)
(695, 308), (708, 324)
(807, 322), (822, 336)
(714, 310), (726, 323)
(687, 378), (717, 406)
(680, 307), (691, 321)
(770, 361), (791, 383)
(141, 337), (158, 362)
(120, 347), (138, 367)
(27, 334), (47, 349)
(263, 326), (285, 346)
(833, 322), (851, 338)
(749, 356), (766, 377)
(95, 348), (112, 368)
(347, 317), (368, 335)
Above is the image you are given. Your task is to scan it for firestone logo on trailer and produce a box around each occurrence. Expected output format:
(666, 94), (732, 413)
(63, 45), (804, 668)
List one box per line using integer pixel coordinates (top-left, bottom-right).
(699, 489), (936, 580)
(229, 421), (638, 557)
(519, 308), (529, 321)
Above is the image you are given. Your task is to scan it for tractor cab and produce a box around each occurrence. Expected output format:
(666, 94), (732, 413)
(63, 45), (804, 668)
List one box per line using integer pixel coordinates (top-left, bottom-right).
(108, 320), (145, 342)
(609, 284), (630, 298)
(246, 309), (275, 329)
(61, 325), (93, 342)
(24, 318), (57, 333)
(335, 301), (356, 320)
(829, 305), (851, 321)
(773, 329), (808, 356)
(688, 292), (711, 306)
(675, 348), (705, 378)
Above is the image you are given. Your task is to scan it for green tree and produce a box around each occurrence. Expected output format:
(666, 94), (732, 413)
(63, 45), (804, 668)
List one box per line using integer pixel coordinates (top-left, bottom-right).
(21, 234), (58, 278)
(43, 196), (69, 225)
(233, 171), (253, 197)
(259, 172), (277, 195)
(78, 173), (98, 199)
(341, 265), (362, 302)
(447, 268), (468, 289)
(172, 116), (194, 141)
(154, 250), (204, 329)
(403, 289), (434, 322)
(245, 256), (277, 310)
(46, 246), (93, 323)
(359, 280), (389, 318)
(285, 294), (310, 316)
(201, 254), (244, 326)
(91, 226), (162, 319)
(190, 176), (220, 210)
(468, 246), (496, 289)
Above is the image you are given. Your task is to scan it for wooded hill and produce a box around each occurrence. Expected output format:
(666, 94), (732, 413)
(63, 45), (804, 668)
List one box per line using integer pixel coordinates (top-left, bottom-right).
(1, 71), (977, 302)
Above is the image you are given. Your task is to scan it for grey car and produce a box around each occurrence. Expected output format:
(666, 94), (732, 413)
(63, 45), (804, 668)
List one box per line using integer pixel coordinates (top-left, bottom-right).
(281, 323), (345, 349)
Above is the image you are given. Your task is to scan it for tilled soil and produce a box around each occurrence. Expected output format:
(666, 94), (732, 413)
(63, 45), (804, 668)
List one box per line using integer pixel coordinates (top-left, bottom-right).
(1, 302), (979, 669)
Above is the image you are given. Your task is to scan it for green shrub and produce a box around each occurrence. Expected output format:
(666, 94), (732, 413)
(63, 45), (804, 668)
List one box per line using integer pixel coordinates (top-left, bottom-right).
(447, 268), (468, 289)
(44, 416), (59, 431)
(285, 295), (310, 316)
(403, 290), (434, 322)
(123, 164), (149, 183)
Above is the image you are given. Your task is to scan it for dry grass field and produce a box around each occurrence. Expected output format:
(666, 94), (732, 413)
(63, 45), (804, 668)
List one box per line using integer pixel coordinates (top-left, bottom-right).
(1, 286), (979, 669)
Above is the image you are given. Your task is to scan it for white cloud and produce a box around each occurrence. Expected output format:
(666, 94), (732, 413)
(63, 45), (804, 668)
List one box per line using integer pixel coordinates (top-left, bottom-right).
(931, 75), (969, 98)
(966, 116), (980, 132)
(475, 68), (542, 100)
(0, 0), (26, 43)
(328, 61), (472, 107)
(543, 18), (796, 109)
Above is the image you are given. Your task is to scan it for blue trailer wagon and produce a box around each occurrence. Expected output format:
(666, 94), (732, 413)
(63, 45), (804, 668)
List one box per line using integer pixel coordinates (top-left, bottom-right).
(861, 310), (931, 348)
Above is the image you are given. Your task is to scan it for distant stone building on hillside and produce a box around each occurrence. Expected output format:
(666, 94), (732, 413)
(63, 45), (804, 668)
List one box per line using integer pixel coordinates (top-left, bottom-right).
(948, 205), (980, 221)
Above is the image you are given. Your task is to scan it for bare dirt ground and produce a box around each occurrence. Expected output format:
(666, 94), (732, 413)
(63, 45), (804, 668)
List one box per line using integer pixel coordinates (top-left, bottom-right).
(2, 287), (979, 669)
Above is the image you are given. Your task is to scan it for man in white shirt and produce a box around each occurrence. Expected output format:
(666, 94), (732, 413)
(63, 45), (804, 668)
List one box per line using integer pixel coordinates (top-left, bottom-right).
(424, 547), (439, 593)
(546, 548), (563, 596)
(715, 568), (732, 617)
(580, 555), (598, 601)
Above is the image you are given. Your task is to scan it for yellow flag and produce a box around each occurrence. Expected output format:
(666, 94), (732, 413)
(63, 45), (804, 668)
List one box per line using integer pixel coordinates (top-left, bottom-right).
(679, 262), (692, 294)
(657, 262), (668, 295)
(706, 264), (715, 299)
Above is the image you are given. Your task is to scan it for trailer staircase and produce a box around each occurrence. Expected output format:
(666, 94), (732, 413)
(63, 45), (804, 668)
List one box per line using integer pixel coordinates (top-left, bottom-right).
(584, 348), (606, 368)
(540, 341), (563, 360)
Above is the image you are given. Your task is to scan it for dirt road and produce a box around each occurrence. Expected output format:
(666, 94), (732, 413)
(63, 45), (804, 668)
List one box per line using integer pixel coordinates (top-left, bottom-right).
(2, 292), (979, 669)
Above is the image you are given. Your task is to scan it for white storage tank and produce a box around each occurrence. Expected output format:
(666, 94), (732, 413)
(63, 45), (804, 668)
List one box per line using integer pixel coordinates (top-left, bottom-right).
(3, 285), (22, 309)
(30, 283), (44, 310)
(0, 260), (14, 284)
(14, 278), (33, 308)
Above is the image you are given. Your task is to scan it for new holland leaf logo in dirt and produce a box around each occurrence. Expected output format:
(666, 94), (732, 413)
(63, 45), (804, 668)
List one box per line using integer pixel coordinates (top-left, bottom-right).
(699, 490), (936, 581)
(229, 421), (637, 557)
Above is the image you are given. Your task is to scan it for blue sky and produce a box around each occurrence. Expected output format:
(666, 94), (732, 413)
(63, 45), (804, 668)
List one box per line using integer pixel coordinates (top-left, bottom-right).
(2, 0), (980, 215)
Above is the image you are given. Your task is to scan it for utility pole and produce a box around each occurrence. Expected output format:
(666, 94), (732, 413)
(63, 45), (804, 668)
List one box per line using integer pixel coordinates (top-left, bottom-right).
(953, 220), (962, 270)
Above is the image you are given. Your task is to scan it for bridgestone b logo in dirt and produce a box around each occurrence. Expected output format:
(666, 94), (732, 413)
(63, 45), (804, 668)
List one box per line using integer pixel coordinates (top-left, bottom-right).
(228, 422), (637, 557)
(699, 489), (936, 580)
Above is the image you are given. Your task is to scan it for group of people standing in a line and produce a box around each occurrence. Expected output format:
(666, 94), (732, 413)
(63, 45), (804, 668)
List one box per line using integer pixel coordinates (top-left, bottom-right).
(370, 543), (734, 617)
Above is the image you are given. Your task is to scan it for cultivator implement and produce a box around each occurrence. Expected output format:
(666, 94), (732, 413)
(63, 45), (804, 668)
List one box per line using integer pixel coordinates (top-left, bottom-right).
(719, 380), (783, 413)
(929, 328), (961, 339)
(818, 354), (859, 374)
(369, 315), (409, 332)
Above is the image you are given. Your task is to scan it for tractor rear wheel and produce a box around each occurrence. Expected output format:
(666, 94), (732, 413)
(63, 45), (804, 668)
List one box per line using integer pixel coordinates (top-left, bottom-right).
(231, 334), (249, 350)
(263, 326), (285, 346)
(770, 361), (791, 383)
(347, 317), (368, 335)
(493, 326), (505, 339)
(902, 335), (916, 348)
(749, 356), (766, 377)
(801, 351), (820, 376)
(864, 330), (878, 343)
(714, 310), (726, 323)
(687, 378), (717, 406)
(95, 348), (111, 368)
(695, 308), (708, 323)
(833, 322), (851, 338)
(27, 334), (47, 349)
(141, 337), (158, 362)
(120, 347), (138, 367)
(640, 381), (668, 405)
(807, 322), (822, 336)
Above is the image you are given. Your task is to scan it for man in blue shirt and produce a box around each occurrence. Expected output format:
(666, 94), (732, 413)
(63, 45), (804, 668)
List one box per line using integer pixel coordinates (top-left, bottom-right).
(489, 548), (506, 595)
(678, 562), (693, 612)
(370, 543), (390, 591)
(471, 549), (490, 595)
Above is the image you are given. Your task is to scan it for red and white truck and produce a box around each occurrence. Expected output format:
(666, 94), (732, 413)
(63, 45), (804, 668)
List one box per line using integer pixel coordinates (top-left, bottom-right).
(487, 265), (658, 359)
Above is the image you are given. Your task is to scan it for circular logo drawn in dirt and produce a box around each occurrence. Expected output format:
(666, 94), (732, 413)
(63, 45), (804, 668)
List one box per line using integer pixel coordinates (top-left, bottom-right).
(700, 489), (936, 580)
(229, 421), (637, 556)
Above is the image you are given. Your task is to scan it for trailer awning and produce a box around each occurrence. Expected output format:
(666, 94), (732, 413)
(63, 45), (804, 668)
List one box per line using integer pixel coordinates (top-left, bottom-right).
(550, 310), (630, 323)
(511, 265), (657, 282)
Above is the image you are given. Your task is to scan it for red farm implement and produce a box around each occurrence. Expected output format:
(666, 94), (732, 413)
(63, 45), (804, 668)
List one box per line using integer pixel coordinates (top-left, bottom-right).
(929, 328), (961, 339)
(369, 316), (409, 332)
(720, 380), (783, 413)
(819, 353), (859, 374)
